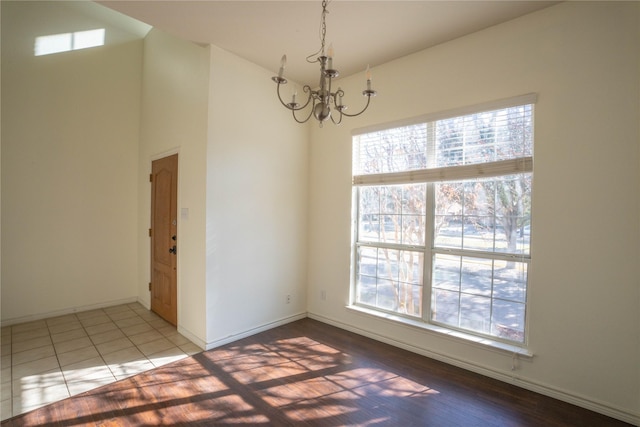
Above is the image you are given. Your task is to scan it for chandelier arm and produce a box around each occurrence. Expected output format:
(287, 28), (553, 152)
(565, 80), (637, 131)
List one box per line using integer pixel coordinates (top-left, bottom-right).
(297, 85), (315, 110)
(276, 82), (314, 111)
(275, 81), (293, 109)
(291, 99), (316, 123)
(330, 109), (343, 125)
(339, 95), (372, 118)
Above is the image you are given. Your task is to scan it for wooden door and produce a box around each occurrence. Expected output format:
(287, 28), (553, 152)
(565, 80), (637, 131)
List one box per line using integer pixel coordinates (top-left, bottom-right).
(150, 154), (178, 325)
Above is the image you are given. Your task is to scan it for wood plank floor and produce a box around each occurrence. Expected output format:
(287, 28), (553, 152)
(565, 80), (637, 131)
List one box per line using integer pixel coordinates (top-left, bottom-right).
(1, 318), (632, 426)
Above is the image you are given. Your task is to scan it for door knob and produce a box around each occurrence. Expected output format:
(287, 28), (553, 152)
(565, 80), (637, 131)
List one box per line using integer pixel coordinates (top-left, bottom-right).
(169, 245), (177, 254)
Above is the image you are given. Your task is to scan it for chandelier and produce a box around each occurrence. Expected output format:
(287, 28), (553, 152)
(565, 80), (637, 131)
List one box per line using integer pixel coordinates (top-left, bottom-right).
(272, 0), (376, 127)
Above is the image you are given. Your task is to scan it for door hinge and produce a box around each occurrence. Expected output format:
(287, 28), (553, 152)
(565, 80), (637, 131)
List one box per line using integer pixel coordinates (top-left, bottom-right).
(148, 282), (152, 291)
(148, 228), (152, 237)
(149, 174), (153, 182)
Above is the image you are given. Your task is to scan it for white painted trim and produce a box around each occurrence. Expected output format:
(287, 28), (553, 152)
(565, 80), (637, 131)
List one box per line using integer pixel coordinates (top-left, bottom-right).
(346, 304), (532, 357)
(136, 297), (206, 350)
(205, 312), (308, 350)
(177, 325), (206, 350)
(1, 297), (139, 326)
(352, 93), (538, 136)
(150, 147), (180, 162)
(308, 311), (640, 426)
(136, 297), (151, 311)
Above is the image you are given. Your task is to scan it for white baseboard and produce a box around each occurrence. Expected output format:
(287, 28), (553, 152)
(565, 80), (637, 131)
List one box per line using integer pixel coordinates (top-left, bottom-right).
(1, 297), (139, 327)
(308, 312), (640, 426)
(136, 298), (151, 311)
(177, 325), (206, 350)
(205, 312), (307, 350)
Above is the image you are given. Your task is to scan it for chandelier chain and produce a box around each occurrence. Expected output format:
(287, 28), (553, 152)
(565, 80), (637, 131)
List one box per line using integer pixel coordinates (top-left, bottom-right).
(320, 0), (327, 55)
(307, 0), (330, 63)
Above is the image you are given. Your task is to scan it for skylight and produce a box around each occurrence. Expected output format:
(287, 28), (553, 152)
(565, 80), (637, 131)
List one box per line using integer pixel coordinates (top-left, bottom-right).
(35, 29), (105, 56)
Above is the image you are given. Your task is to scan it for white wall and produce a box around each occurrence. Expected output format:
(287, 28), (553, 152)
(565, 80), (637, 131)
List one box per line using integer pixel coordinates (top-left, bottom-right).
(1, 1), (144, 322)
(307, 2), (639, 423)
(137, 29), (210, 347)
(135, 32), (309, 349)
(205, 45), (308, 348)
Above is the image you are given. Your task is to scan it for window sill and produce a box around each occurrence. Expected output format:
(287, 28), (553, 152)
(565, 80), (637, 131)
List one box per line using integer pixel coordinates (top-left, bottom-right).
(346, 304), (533, 358)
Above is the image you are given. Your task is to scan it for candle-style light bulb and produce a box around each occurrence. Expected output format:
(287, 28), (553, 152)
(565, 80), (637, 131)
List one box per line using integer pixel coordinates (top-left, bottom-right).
(278, 54), (287, 78)
(292, 86), (298, 104)
(366, 65), (372, 91)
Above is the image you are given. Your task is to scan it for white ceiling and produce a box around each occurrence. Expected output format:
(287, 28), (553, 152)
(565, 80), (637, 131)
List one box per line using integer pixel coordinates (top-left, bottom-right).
(98, 1), (557, 84)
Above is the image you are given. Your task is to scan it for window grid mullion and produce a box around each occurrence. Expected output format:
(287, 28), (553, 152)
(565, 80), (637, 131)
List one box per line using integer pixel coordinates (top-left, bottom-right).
(423, 122), (436, 324)
(489, 259), (496, 336)
(459, 256), (464, 330)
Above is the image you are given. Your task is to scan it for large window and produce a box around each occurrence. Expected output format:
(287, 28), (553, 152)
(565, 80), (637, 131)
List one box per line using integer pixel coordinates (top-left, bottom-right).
(352, 95), (534, 345)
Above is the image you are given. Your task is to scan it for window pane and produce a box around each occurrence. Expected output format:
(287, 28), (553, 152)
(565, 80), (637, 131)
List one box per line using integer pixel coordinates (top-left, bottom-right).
(406, 284), (423, 317)
(402, 215), (425, 246)
(435, 105), (533, 168)
(432, 254), (460, 291)
(353, 124), (428, 175)
(382, 215), (402, 244)
(434, 182), (463, 249)
(435, 175), (530, 256)
(381, 187), (401, 214)
(431, 288), (459, 325)
(377, 248), (396, 279)
(356, 273), (377, 306)
(359, 219), (380, 242)
(73, 29), (105, 51)
(358, 187), (380, 243)
(432, 254), (528, 341)
(35, 33), (72, 56)
(434, 215), (462, 249)
(356, 246), (423, 318)
(492, 260), (527, 303)
(356, 247), (378, 307)
(376, 279), (397, 311)
(491, 300), (525, 343)
(435, 182), (463, 215)
(402, 184), (427, 215)
(494, 175), (532, 255)
(460, 294), (491, 334)
(460, 257), (492, 296)
(358, 184), (426, 246)
(462, 181), (495, 251)
(357, 246), (378, 277)
(462, 216), (494, 251)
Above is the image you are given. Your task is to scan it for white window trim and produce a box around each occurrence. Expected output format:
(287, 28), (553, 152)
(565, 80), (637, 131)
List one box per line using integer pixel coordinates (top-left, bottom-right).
(352, 93), (537, 137)
(346, 304), (533, 357)
(353, 157), (533, 186)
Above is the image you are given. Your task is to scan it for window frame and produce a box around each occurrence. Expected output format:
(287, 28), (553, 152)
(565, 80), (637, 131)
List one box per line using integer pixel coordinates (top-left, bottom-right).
(350, 94), (535, 349)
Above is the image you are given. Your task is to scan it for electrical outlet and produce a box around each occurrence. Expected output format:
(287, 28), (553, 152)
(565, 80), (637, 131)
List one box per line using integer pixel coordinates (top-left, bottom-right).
(286, 294), (291, 304)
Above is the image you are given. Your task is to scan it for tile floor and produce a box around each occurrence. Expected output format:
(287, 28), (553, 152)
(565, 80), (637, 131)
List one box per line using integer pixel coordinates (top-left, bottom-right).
(0, 302), (201, 421)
